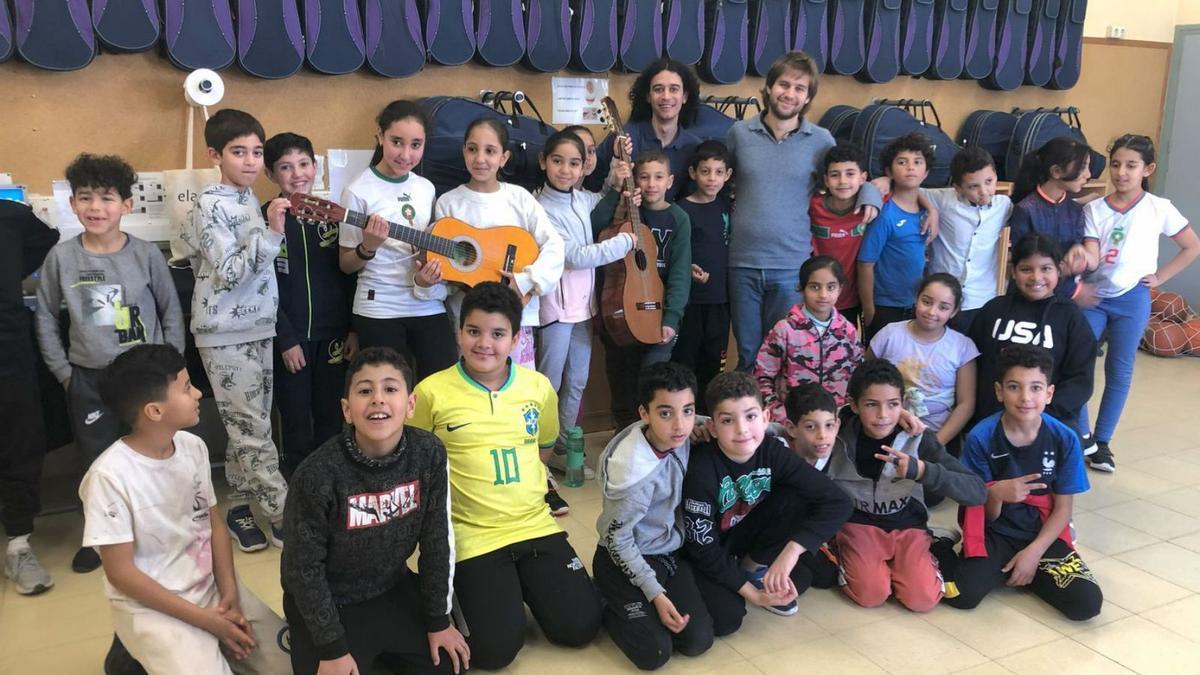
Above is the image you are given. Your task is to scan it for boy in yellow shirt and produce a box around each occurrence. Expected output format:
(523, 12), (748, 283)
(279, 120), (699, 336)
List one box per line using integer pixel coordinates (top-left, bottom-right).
(410, 282), (602, 669)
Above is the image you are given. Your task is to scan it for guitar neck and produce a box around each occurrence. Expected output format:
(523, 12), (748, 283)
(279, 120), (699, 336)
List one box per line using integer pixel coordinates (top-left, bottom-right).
(621, 175), (643, 231)
(342, 208), (455, 256)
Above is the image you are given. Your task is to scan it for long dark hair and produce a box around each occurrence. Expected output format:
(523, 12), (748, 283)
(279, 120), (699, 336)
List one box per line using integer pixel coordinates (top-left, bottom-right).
(1011, 232), (1064, 268)
(464, 117), (509, 148)
(916, 272), (963, 311)
(1011, 137), (1091, 203)
(799, 255), (846, 286)
(370, 100), (429, 166)
(538, 130), (587, 187)
(628, 58), (700, 127)
(1109, 134), (1156, 192)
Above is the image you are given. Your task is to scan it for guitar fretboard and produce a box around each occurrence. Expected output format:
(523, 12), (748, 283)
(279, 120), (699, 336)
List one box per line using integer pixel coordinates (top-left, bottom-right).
(343, 209), (457, 257)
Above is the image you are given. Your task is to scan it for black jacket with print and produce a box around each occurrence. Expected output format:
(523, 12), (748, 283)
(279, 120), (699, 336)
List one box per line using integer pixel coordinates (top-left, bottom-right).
(281, 427), (453, 660)
(681, 437), (852, 592)
(263, 204), (355, 352)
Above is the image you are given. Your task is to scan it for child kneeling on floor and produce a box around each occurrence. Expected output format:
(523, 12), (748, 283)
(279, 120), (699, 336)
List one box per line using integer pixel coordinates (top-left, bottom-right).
(682, 371), (852, 635)
(595, 361), (714, 670)
(282, 347), (470, 675)
(829, 360), (986, 612)
(81, 345), (289, 675)
(943, 344), (1102, 620)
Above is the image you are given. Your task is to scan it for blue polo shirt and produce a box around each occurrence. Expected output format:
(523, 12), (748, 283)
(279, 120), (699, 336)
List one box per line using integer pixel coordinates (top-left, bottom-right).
(591, 119), (703, 202)
(857, 198), (927, 308)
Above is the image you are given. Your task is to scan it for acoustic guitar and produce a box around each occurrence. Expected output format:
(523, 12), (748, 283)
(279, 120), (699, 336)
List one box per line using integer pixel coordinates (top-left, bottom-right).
(289, 192), (539, 289)
(596, 97), (665, 346)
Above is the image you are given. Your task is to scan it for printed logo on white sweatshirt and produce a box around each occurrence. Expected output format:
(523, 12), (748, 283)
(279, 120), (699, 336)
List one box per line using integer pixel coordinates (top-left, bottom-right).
(346, 481), (420, 529)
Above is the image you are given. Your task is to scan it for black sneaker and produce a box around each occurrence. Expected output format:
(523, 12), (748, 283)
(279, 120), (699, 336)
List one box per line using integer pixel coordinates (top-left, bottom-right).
(930, 536), (959, 574)
(226, 505), (268, 552)
(1081, 432), (1098, 457)
(104, 634), (148, 675)
(545, 478), (570, 516)
(1087, 442), (1116, 473)
(71, 546), (101, 573)
(744, 564), (798, 616)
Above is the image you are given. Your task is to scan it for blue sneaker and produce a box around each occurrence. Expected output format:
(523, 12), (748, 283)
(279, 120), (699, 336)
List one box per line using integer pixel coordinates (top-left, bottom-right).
(269, 522), (284, 549)
(745, 564), (798, 616)
(226, 505), (268, 552)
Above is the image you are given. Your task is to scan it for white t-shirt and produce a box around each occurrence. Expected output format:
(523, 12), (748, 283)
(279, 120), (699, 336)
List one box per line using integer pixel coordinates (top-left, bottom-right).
(870, 321), (980, 431)
(80, 431), (218, 608)
(340, 168), (447, 318)
(1084, 192), (1189, 298)
(434, 183), (565, 327)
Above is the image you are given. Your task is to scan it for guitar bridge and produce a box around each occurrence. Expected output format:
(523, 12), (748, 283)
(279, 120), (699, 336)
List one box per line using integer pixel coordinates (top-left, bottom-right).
(504, 245), (517, 272)
(635, 302), (662, 311)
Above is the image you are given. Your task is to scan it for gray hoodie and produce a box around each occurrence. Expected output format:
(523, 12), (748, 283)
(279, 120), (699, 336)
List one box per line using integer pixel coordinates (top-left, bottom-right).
(596, 421), (690, 601)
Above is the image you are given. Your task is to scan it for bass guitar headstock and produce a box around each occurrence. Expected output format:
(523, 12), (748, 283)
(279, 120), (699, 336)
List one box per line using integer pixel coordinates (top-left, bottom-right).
(289, 192), (346, 226)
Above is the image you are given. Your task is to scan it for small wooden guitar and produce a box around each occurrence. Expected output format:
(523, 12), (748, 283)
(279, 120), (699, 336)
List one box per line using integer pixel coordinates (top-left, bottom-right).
(597, 97), (665, 346)
(289, 193), (539, 289)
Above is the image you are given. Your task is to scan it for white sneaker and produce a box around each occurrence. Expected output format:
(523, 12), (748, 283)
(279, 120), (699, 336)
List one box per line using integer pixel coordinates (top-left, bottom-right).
(5, 546), (54, 595)
(546, 451), (595, 480)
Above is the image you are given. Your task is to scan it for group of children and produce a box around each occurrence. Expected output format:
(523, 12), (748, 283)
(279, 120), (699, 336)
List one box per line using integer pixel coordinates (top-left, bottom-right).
(2, 48), (1198, 675)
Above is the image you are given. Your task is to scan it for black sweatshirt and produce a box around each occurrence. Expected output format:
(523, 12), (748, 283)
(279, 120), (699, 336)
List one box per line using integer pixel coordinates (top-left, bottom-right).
(681, 437), (852, 592)
(262, 204), (355, 352)
(0, 202), (59, 376)
(281, 427), (454, 660)
(969, 288), (1097, 426)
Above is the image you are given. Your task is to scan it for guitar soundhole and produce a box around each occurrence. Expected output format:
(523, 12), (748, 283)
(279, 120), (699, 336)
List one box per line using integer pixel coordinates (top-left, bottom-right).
(452, 241), (477, 266)
(634, 249), (649, 271)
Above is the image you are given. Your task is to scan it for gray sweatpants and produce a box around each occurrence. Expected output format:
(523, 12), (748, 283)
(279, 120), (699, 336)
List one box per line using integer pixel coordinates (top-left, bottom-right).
(536, 319), (593, 451)
(198, 339), (287, 521)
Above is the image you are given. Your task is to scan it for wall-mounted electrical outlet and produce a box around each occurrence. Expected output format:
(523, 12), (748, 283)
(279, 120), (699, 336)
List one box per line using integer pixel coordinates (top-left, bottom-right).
(1107, 25), (1127, 39)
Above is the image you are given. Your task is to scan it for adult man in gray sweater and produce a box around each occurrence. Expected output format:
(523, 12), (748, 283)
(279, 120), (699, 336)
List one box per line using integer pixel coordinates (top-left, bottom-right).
(725, 51), (881, 370)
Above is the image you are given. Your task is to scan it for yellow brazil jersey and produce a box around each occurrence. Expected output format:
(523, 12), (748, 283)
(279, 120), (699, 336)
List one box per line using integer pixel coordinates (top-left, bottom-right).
(411, 361), (561, 562)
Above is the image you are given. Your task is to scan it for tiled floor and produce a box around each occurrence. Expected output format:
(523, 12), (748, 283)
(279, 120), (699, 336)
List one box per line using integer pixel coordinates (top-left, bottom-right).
(4, 353), (1200, 674)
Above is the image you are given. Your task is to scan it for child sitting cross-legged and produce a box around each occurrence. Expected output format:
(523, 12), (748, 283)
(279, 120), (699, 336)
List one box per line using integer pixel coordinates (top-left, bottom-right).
(594, 361), (714, 670)
(281, 347), (469, 675)
(81, 345), (289, 675)
(682, 371), (852, 636)
(943, 344), (1102, 621)
(829, 360), (986, 612)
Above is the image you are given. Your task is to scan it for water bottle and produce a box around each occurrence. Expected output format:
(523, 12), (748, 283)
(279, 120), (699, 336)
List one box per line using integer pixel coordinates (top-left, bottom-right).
(564, 426), (586, 488)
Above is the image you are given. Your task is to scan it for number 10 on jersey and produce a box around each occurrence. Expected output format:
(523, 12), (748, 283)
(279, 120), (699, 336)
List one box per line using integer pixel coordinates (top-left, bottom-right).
(490, 447), (521, 485)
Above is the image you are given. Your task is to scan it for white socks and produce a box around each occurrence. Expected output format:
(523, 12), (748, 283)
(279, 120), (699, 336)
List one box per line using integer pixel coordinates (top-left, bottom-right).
(7, 534), (31, 554)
